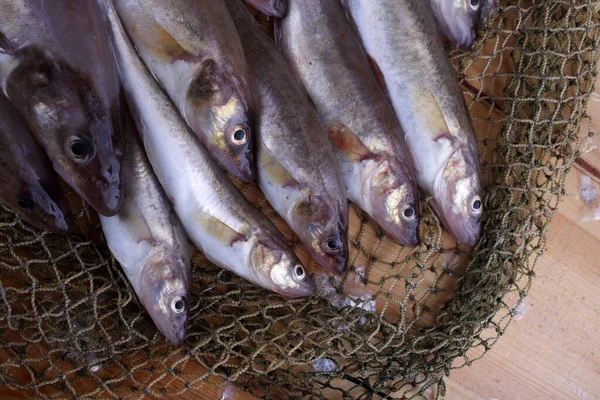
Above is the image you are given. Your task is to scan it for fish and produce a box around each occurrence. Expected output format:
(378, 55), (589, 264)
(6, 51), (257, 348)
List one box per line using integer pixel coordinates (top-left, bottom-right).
(105, 0), (314, 298)
(277, 0), (420, 247)
(113, 0), (255, 182)
(225, 0), (350, 274)
(0, 0), (125, 216)
(100, 113), (191, 346)
(342, 0), (483, 246)
(244, 0), (287, 18)
(0, 92), (71, 233)
(427, 0), (498, 49)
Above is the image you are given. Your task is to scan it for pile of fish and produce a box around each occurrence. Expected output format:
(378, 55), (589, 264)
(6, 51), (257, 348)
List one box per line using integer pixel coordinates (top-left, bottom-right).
(0, 0), (496, 345)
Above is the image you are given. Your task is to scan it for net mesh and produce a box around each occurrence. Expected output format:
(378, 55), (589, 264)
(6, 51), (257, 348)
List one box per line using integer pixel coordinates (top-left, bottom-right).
(1, 1), (599, 398)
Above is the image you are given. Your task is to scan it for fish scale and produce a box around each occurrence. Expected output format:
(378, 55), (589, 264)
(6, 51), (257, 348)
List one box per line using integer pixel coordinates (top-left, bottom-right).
(0, 91), (71, 233)
(0, 0), (125, 217)
(278, 0), (421, 247)
(225, 0), (350, 274)
(105, 0), (314, 298)
(113, 0), (256, 182)
(342, 0), (483, 246)
(100, 114), (191, 346)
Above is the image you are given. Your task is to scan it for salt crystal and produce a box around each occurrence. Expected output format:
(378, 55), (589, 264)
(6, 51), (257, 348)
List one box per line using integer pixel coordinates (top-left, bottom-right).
(313, 358), (338, 372)
(580, 175), (598, 205)
(218, 383), (236, 400)
(512, 298), (529, 321)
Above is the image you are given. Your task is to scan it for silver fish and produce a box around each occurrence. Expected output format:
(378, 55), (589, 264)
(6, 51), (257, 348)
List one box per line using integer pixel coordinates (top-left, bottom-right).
(0, 0), (125, 216)
(278, 0), (420, 246)
(343, 0), (483, 246)
(244, 0), (287, 17)
(226, 0), (350, 274)
(105, 0), (314, 298)
(100, 115), (190, 346)
(113, 0), (255, 182)
(0, 92), (71, 233)
(428, 0), (498, 49)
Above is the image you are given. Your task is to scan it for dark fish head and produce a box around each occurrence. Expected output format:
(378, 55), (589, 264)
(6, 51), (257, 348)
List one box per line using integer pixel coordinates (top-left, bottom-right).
(431, 148), (482, 247)
(293, 195), (349, 275)
(250, 239), (315, 298)
(430, 0), (497, 49)
(185, 60), (255, 182)
(6, 48), (125, 216)
(367, 160), (420, 247)
(15, 184), (71, 233)
(140, 248), (190, 346)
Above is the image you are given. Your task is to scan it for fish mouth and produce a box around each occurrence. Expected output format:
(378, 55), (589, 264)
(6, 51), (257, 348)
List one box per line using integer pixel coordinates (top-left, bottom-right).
(429, 198), (480, 247)
(276, 277), (316, 298)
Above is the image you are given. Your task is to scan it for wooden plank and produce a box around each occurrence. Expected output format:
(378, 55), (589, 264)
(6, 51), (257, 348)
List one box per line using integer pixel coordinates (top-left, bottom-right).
(443, 200), (600, 399)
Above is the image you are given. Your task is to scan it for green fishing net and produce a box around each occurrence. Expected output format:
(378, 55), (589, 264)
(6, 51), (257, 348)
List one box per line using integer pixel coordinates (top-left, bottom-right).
(1, 1), (599, 398)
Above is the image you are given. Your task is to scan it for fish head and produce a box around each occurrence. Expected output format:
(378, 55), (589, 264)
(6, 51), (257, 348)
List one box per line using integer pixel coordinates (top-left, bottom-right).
(367, 160), (420, 246)
(292, 195), (349, 274)
(6, 49), (124, 216)
(431, 148), (482, 247)
(139, 248), (190, 346)
(429, 0), (493, 49)
(15, 184), (71, 233)
(186, 60), (255, 182)
(250, 239), (315, 298)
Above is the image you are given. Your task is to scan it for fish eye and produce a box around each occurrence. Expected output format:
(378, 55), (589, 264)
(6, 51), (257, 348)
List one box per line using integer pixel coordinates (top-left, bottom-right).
(67, 135), (96, 164)
(229, 125), (249, 146)
(402, 204), (416, 221)
(16, 193), (34, 210)
(470, 0), (480, 10)
(171, 296), (187, 314)
(322, 238), (342, 254)
(471, 196), (482, 214)
(293, 265), (306, 281)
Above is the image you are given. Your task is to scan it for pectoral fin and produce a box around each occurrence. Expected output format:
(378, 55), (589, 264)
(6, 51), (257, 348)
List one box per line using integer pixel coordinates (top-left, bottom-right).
(412, 89), (451, 138)
(327, 121), (373, 163)
(127, 16), (195, 62)
(259, 144), (298, 188)
(196, 213), (246, 246)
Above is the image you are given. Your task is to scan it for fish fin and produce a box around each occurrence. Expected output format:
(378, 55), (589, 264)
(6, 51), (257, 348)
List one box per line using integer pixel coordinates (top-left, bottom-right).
(126, 16), (195, 63)
(367, 55), (388, 94)
(273, 17), (284, 52)
(186, 59), (230, 107)
(196, 213), (246, 246)
(412, 89), (452, 138)
(327, 121), (373, 163)
(243, 0), (286, 18)
(258, 144), (298, 188)
(0, 32), (15, 54)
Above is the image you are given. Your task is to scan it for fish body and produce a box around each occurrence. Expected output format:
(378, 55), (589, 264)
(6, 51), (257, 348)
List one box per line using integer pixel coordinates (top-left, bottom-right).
(244, 0), (287, 17)
(278, 0), (420, 246)
(225, 0), (349, 274)
(428, 0), (498, 49)
(0, 0), (125, 216)
(343, 0), (483, 246)
(100, 115), (191, 346)
(105, 0), (314, 298)
(0, 92), (70, 233)
(113, 0), (255, 182)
